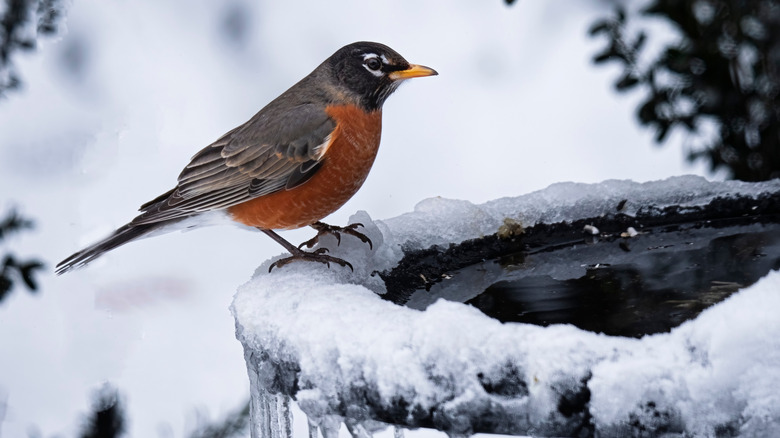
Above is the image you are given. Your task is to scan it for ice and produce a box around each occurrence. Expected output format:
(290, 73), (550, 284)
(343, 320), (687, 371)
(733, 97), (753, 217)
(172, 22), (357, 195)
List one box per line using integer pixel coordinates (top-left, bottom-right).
(232, 177), (780, 437)
(247, 389), (292, 438)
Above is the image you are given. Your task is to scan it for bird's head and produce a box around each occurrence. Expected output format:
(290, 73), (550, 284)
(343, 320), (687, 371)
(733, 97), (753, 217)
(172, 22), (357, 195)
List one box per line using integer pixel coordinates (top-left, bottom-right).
(326, 41), (437, 111)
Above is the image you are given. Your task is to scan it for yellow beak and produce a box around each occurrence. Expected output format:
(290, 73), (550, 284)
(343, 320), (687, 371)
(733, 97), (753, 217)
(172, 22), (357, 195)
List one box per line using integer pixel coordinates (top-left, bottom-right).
(389, 64), (438, 81)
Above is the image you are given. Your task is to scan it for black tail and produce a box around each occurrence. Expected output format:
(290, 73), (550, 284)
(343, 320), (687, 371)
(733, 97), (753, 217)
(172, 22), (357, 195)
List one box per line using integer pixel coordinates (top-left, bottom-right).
(55, 222), (169, 275)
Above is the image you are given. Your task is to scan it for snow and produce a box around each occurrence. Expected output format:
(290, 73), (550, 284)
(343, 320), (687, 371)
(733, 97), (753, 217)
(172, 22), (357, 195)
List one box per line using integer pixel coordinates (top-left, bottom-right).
(583, 224), (600, 235)
(623, 226), (638, 237)
(233, 177), (780, 437)
(378, 176), (780, 265)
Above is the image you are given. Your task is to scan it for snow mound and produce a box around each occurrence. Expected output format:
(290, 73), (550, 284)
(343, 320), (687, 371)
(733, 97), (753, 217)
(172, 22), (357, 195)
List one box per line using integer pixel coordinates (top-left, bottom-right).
(232, 176), (780, 437)
(233, 269), (780, 437)
(381, 175), (780, 252)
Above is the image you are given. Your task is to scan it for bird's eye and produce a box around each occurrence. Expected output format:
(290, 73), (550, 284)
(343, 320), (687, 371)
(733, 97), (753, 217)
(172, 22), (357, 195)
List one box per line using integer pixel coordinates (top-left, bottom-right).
(365, 57), (382, 71)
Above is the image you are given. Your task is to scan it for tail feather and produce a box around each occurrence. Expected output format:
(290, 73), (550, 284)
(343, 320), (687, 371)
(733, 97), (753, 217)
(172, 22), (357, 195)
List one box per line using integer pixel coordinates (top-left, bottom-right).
(56, 222), (168, 275)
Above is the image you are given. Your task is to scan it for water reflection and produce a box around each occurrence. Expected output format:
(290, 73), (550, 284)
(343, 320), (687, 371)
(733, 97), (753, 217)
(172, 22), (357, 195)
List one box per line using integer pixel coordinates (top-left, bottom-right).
(398, 224), (780, 337)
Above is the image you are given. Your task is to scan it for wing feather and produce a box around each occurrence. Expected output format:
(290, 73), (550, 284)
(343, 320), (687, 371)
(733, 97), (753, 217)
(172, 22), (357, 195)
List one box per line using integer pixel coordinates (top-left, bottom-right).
(131, 102), (337, 225)
(187, 146), (224, 168)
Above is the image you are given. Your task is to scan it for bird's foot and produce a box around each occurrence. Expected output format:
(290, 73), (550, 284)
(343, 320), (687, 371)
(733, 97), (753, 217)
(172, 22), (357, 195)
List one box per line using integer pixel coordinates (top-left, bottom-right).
(268, 247), (353, 272)
(298, 221), (373, 250)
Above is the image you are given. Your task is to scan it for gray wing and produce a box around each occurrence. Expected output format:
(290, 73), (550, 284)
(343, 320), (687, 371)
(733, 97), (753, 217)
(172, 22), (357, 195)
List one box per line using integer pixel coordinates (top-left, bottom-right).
(132, 103), (336, 225)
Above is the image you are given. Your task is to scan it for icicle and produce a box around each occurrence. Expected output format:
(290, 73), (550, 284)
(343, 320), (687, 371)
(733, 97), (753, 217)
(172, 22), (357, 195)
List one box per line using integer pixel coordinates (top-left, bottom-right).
(319, 415), (343, 438)
(393, 425), (405, 438)
(307, 417), (319, 438)
(345, 418), (373, 438)
(249, 389), (292, 438)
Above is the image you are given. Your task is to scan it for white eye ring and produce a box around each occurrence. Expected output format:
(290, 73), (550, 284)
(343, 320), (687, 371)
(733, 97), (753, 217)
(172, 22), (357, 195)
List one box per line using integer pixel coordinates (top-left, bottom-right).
(362, 53), (386, 77)
(365, 57), (382, 71)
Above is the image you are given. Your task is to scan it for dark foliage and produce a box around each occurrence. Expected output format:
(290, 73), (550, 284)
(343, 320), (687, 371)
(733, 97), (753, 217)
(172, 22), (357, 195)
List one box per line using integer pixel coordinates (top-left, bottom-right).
(28, 383), (248, 438)
(79, 385), (126, 438)
(0, 209), (44, 302)
(590, 0), (780, 181)
(0, 208), (34, 239)
(0, 0), (66, 96)
(187, 401), (250, 438)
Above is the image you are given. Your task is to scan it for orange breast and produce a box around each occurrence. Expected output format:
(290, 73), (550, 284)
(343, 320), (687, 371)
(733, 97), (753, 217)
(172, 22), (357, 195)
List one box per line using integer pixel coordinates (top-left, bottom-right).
(228, 105), (383, 230)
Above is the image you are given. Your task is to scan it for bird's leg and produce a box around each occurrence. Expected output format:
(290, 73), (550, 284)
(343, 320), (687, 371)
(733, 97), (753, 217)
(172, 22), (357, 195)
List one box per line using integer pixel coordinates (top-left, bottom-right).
(260, 228), (353, 272)
(298, 221), (373, 250)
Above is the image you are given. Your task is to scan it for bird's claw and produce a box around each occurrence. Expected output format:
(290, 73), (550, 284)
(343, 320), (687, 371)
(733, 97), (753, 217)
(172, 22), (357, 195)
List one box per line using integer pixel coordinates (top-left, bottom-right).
(268, 249), (353, 273)
(269, 222), (369, 272)
(298, 221), (373, 250)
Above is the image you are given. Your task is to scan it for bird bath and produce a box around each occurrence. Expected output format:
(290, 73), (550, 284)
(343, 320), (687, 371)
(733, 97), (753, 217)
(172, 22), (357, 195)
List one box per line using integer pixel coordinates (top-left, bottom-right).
(232, 177), (780, 438)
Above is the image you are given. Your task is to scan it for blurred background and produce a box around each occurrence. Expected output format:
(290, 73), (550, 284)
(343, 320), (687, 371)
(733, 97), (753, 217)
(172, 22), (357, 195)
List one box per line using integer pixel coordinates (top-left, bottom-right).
(1, 0), (777, 436)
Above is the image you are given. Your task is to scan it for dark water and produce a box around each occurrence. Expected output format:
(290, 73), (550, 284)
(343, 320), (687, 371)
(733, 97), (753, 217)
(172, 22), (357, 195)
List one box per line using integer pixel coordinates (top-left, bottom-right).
(463, 227), (780, 337)
(383, 196), (780, 338)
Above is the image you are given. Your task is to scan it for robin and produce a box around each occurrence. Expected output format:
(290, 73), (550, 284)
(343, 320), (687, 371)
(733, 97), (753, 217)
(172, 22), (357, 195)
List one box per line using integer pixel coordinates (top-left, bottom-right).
(56, 41), (437, 274)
